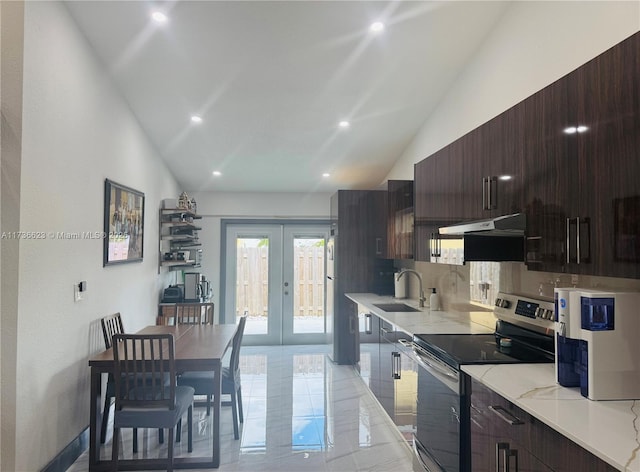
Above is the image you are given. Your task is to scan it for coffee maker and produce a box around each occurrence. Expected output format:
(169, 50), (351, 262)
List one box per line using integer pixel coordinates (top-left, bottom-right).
(200, 275), (212, 301)
(576, 290), (640, 400)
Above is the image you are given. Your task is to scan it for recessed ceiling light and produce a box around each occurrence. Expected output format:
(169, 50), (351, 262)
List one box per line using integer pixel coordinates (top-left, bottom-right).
(339, 121), (350, 128)
(499, 175), (513, 181)
(212, 171), (222, 176)
(191, 115), (203, 124)
(370, 22), (385, 33)
(576, 125), (589, 133)
(151, 11), (168, 23)
(563, 126), (577, 134)
(322, 173), (330, 178)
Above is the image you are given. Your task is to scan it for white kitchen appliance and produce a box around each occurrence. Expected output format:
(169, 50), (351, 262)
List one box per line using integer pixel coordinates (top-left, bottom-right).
(576, 290), (640, 400)
(183, 272), (202, 302)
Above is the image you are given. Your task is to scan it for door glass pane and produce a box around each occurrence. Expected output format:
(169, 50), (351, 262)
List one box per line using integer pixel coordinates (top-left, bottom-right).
(292, 237), (325, 334)
(236, 237), (269, 335)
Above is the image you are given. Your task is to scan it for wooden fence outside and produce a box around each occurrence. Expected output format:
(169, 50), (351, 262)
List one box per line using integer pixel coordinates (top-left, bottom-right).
(236, 245), (325, 317)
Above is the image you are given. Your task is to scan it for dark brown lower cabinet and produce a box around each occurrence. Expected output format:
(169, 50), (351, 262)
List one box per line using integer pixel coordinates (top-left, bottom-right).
(471, 379), (618, 472)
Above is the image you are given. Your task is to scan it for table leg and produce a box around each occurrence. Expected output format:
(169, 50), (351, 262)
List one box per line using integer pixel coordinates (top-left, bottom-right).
(89, 368), (102, 470)
(213, 360), (221, 468)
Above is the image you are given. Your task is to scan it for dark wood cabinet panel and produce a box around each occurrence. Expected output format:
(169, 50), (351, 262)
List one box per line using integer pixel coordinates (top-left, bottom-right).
(471, 379), (617, 472)
(330, 191), (394, 364)
(574, 32), (640, 278)
(521, 74), (576, 272)
(414, 146), (467, 261)
(522, 32), (640, 278)
(387, 180), (414, 259)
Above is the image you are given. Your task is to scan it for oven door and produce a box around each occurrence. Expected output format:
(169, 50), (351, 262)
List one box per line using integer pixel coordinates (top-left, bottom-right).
(410, 343), (468, 472)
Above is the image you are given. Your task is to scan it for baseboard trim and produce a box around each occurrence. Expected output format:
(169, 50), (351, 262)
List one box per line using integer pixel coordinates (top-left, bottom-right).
(40, 427), (88, 472)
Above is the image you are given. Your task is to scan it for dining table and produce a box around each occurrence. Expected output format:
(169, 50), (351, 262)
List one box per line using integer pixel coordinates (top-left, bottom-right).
(88, 322), (239, 471)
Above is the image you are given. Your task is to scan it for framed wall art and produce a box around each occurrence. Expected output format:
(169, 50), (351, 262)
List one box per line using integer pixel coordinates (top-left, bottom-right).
(103, 179), (145, 266)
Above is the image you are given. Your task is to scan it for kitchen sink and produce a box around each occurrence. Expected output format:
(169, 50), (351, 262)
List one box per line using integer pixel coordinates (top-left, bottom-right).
(373, 303), (421, 312)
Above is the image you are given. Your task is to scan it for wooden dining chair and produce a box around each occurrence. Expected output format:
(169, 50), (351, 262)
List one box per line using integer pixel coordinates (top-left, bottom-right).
(112, 333), (194, 471)
(100, 313), (124, 444)
(100, 313), (167, 450)
(178, 315), (247, 439)
(175, 303), (214, 325)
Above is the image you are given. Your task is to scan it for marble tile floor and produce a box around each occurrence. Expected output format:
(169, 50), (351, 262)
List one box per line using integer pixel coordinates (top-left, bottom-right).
(68, 345), (415, 472)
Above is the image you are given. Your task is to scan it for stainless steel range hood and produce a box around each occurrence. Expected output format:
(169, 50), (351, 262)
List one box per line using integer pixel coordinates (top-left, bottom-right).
(439, 213), (525, 236)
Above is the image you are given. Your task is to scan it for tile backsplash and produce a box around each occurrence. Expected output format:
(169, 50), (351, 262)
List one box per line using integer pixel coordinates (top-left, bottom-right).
(396, 260), (640, 311)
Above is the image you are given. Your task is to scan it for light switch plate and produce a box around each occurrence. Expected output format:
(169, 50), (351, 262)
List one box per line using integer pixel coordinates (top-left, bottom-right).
(74, 284), (83, 302)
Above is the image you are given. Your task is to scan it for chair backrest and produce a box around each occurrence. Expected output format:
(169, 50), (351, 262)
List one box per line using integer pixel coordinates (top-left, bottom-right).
(175, 303), (214, 325)
(112, 334), (176, 410)
(229, 315), (247, 376)
(101, 312), (124, 350)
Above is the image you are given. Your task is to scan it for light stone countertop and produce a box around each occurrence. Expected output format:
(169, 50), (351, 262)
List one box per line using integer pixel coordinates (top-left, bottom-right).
(346, 292), (638, 472)
(462, 363), (639, 472)
(345, 292), (496, 335)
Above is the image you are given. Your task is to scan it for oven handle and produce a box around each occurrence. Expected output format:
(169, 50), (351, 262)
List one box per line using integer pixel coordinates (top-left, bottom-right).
(412, 344), (459, 381)
(413, 435), (445, 472)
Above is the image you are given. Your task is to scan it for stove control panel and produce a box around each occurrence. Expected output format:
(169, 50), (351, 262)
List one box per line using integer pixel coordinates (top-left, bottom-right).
(494, 292), (555, 334)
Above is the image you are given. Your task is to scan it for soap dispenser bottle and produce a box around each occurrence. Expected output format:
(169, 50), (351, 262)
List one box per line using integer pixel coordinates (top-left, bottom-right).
(429, 288), (440, 311)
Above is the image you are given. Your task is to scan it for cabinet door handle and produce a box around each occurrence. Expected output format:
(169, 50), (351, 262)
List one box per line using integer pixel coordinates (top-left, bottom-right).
(489, 405), (524, 425)
(392, 351), (401, 379)
(577, 217), (591, 264)
(375, 237), (382, 255)
(496, 442), (510, 472)
(566, 217), (571, 264)
(365, 313), (372, 335)
(482, 177), (489, 210)
(488, 176), (497, 210)
(508, 448), (519, 472)
(349, 315), (356, 334)
(430, 233), (442, 258)
(566, 217), (591, 265)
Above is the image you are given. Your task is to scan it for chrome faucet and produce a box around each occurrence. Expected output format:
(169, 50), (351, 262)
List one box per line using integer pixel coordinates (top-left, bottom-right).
(396, 269), (426, 307)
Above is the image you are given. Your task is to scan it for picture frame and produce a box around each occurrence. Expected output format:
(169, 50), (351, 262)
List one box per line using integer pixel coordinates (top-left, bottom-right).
(103, 179), (145, 266)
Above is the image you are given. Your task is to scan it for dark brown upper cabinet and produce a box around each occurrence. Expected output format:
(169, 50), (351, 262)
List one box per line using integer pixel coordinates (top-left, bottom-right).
(523, 32), (640, 278)
(415, 32), (640, 278)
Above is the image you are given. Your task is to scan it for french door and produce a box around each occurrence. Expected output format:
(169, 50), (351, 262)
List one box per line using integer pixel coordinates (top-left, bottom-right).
(223, 223), (330, 345)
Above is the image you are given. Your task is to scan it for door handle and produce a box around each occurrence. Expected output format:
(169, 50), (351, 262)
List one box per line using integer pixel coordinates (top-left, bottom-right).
(349, 315), (356, 334)
(392, 351), (401, 379)
(375, 238), (382, 255)
(566, 217), (591, 264)
(508, 448), (519, 472)
(365, 313), (372, 334)
(496, 442), (510, 472)
(488, 405), (524, 425)
(566, 217), (571, 264)
(483, 177), (489, 210)
(488, 176), (497, 210)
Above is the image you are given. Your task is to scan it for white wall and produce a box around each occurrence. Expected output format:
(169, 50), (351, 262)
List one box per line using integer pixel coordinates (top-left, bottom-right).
(10, 2), (180, 470)
(187, 191), (331, 320)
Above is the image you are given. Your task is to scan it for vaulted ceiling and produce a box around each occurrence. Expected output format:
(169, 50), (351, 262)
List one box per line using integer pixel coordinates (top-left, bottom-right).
(65, 1), (510, 193)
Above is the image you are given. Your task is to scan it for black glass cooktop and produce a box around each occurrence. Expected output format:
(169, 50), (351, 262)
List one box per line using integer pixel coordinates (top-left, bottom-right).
(413, 328), (554, 370)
